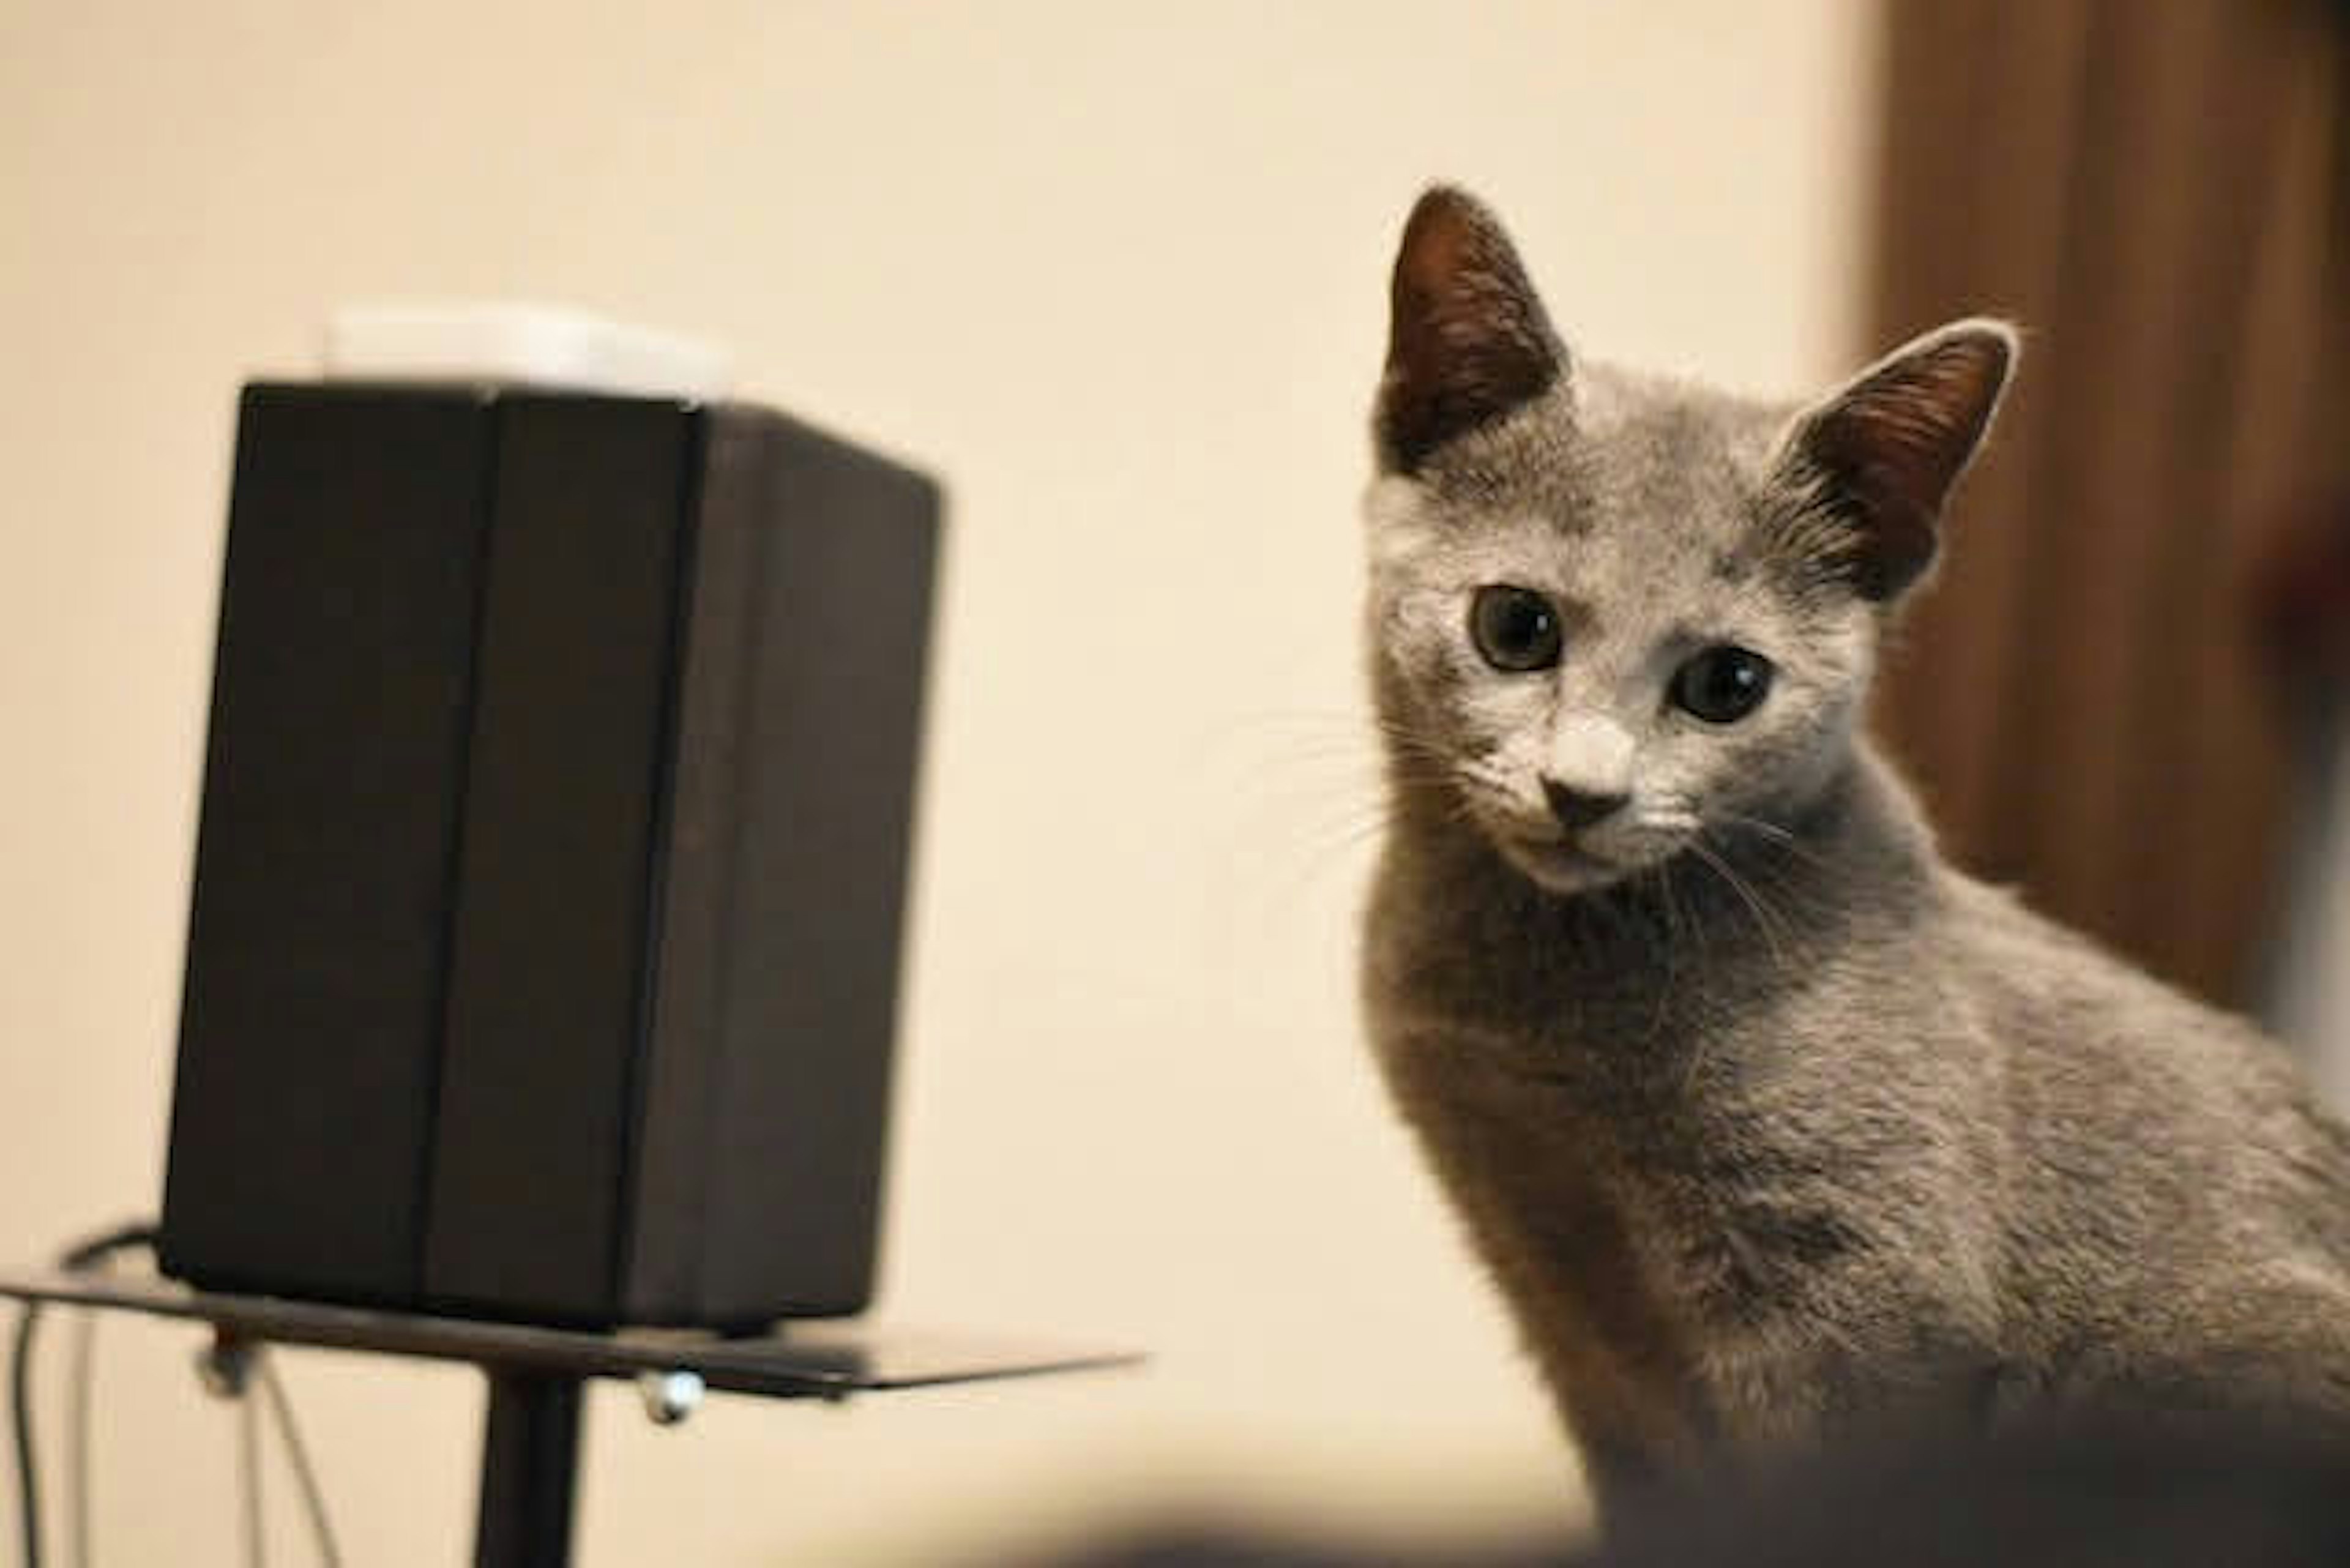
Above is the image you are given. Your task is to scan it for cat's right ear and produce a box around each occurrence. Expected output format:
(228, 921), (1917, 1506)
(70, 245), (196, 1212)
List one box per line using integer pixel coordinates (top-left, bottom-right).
(1773, 319), (2018, 602)
(1376, 186), (1567, 475)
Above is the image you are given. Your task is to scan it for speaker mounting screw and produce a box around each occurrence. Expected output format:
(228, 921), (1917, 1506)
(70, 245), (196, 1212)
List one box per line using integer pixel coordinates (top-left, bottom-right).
(636, 1368), (703, 1426)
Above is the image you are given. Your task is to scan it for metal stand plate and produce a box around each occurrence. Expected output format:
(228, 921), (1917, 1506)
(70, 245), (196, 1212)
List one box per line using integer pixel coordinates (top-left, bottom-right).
(0, 1267), (1138, 1566)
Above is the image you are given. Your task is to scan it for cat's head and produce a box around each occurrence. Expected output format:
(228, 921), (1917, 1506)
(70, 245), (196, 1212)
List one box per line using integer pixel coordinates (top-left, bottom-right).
(1365, 186), (2013, 895)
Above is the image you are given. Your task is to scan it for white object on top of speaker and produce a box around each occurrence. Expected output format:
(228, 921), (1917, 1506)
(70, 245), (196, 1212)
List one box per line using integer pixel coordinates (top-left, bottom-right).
(324, 304), (734, 402)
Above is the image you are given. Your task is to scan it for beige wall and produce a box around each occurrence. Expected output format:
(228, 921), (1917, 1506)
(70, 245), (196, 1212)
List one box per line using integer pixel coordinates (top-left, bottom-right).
(2282, 737), (2350, 1103)
(0, 4), (1878, 1562)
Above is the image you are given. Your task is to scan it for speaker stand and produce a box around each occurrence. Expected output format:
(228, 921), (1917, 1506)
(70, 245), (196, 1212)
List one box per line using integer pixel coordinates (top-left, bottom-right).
(0, 1266), (1137, 1567)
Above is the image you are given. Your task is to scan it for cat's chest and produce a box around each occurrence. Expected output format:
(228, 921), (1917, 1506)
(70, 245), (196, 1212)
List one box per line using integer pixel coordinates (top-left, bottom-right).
(1379, 1014), (1794, 1436)
(1373, 958), (1868, 1329)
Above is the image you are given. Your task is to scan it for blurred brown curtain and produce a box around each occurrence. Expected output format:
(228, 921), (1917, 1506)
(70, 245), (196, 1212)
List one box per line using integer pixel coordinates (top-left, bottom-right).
(1868, 0), (2349, 1006)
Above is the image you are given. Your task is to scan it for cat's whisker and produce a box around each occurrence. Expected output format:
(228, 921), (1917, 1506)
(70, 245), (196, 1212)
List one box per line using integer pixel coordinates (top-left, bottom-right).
(1207, 726), (1463, 929)
(1234, 800), (1395, 928)
(1714, 809), (1838, 876)
(1687, 838), (1793, 974)
(1647, 857), (1687, 1048)
(1198, 711), (1463, 793)
(1719, 832), (1854, 931)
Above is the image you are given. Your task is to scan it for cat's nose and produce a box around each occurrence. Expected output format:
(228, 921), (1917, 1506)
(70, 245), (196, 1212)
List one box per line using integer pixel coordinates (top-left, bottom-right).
(1543, 779), (1630, 832)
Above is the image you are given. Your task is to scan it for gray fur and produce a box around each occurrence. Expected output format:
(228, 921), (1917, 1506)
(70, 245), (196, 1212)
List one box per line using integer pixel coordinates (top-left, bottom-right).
(1360, 188), (2350, 1509)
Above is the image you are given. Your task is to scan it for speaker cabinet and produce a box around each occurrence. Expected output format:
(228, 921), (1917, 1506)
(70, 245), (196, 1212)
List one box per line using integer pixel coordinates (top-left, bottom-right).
(159, 384), (939, 1327)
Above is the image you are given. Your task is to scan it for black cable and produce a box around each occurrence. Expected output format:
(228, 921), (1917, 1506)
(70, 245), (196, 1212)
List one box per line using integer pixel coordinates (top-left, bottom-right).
(64, 1314), (91, 1568)
(53, 1228), (157, 1275)
(61, 1226), (154, 1568)
(237, 1373), (264, 1568)
(11, 1223), (159, 1568)
(13, 1304), (42, 1568)
(13, 1223), (343, 1568)
(255, 1359), (341, 1568)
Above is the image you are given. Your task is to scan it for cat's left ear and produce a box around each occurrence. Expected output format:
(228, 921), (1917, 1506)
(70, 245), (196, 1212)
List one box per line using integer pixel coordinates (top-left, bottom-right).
(1773, 318), (2018, 601)
(1376, 186), (1567, 474)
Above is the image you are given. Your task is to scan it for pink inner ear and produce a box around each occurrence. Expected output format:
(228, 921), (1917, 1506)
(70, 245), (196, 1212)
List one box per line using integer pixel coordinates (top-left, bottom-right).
(1393, 195), (1481, 319)
(1801, 330), (2012, 599)
(1842, 336), (2010, 485)
(1378, 188), (1562, 473)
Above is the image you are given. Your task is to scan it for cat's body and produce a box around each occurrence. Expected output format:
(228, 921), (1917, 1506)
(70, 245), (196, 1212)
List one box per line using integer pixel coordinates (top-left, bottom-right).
(1360, 188), (2350, 1509)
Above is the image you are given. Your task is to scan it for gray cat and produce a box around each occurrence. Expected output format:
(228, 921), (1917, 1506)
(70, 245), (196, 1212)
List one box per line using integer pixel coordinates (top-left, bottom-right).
(1359, 185), (2350, 1511)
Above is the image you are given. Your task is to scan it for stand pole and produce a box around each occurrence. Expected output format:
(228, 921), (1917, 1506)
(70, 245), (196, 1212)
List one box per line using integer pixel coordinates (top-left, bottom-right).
(474, 1368), (584, 1568)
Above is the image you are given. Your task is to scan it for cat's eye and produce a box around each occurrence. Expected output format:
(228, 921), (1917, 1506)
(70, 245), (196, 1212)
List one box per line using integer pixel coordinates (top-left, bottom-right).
(1469, 586), (1563, 673)
(1671, 645), (1774, 724)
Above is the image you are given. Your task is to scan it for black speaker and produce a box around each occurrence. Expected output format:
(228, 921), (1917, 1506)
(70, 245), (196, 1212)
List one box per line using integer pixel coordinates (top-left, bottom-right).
(159, 383), (940, 1328)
